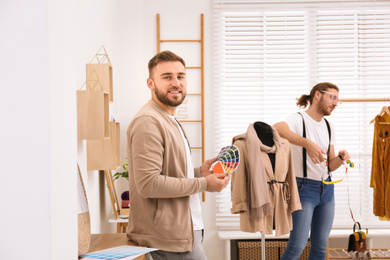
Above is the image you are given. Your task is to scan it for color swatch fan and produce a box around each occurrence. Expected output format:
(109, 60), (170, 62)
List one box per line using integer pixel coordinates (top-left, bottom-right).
(210, 145), (240, 175)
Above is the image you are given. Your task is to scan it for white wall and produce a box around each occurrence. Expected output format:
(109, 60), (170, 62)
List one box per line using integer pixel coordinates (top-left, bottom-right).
(0, 0), (52, 259)
(74, 0), (122, 235)
(47, 0), (79, 259)
(1, 0), (80, 258)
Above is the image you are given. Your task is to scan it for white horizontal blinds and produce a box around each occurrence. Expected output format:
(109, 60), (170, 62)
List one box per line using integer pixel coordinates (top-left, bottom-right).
(316, 11), (368, 228)
(213, 0), (390, 230)
(316, 7), (390, 228)
(214, 11), (309, 230)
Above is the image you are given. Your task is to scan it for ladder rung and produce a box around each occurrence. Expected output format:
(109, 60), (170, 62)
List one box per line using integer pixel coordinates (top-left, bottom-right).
(160, 39), (201, 43)
(179, 120), (202, 123)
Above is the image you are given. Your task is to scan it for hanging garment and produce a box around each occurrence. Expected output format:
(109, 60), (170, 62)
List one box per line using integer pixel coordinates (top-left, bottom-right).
(372, 115), (390, 219)
(230, 124), (302, 236)
(370, 109), (390, 188)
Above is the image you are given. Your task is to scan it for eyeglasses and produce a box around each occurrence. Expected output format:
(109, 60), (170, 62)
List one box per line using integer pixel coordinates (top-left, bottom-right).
(320, 91), (342, 105)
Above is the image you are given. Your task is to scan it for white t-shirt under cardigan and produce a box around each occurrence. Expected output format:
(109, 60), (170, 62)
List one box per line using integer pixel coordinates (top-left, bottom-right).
(171, 115), (204, 231)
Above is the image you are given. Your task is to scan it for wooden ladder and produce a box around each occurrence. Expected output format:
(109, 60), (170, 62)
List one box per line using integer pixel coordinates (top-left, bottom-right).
(156, 13), (206, 201)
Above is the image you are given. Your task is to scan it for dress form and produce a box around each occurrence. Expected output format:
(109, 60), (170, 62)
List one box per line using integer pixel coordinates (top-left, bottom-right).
(254, 121), (276, 172)
(253, 121), (275, 255)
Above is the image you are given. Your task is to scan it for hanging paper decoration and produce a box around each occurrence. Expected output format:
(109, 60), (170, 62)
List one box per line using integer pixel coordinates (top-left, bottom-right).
(210, 145), (240, 175)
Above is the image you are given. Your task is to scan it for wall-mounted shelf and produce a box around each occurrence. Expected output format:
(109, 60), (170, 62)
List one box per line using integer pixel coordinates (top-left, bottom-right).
(86, 121), (120, 170)
(86, 63), (113, 102)
(86, 45), (114, 102)
(77, 90), (110, 140)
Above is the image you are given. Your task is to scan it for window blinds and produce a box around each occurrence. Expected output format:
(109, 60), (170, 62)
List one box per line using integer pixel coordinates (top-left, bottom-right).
(213, 0), (390, 230)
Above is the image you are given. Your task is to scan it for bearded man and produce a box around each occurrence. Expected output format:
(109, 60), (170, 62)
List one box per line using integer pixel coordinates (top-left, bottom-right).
(126, 51), (230, 260)
(273, 82), (350, 260)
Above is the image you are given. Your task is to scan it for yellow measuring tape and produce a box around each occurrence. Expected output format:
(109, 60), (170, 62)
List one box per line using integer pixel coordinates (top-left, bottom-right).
(322, 159), (354, 185)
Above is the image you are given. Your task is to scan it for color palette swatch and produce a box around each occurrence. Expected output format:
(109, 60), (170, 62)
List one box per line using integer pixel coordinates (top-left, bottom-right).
(81, 245), (158, 260)
(210, 145), (240, 175)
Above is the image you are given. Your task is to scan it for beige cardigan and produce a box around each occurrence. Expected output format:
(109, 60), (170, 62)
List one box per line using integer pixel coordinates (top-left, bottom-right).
(231, 124), (301, 236)
(126, 100), (207, 252)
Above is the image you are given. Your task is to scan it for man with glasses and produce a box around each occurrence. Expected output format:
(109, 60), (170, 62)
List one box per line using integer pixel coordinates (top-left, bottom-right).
(273, 82), (350, 260)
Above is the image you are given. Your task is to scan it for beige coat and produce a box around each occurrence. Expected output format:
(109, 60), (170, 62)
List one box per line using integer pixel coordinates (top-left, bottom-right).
(231, 125), (301, 236)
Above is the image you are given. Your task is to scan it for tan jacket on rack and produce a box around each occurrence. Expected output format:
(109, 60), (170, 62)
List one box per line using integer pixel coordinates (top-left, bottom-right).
(231, 124), (302, 236)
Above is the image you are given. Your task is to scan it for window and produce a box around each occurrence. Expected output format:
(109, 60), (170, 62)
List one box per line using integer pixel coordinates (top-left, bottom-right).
(213, 0), (390, 230)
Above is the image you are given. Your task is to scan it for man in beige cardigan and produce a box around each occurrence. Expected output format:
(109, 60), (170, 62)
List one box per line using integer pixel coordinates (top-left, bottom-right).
(126, 51), (230, 260)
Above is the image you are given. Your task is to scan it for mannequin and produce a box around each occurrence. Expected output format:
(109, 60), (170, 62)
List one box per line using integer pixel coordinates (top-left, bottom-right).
(231, 122), (302, 236)
(254, 121), (275, 172)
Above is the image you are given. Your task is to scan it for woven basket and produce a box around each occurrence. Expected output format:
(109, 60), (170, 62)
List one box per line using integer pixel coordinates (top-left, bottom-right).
(78, 164), (91, 256)
(237, 240), (311, 260)
(78, 212), (91, 255)
(238, 241), (280, 260)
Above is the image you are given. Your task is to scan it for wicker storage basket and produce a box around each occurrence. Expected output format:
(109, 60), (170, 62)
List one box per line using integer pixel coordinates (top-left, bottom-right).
(238, 241), (280, 260)
(237, 240), (311, 260)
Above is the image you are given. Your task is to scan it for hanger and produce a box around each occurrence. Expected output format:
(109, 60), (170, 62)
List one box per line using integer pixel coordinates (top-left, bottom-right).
(370, 106), (390, 124)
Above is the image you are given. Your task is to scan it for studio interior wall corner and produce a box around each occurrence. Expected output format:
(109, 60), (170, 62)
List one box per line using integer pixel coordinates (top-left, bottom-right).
(48, 0), (78, 259)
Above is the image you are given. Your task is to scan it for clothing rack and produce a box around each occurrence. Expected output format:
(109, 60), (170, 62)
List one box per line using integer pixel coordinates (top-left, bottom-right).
(261, 233), (265, 260)
(340, 98), (390, 102)
(333, 97), (389, 259)
(339, 98), (390, 124)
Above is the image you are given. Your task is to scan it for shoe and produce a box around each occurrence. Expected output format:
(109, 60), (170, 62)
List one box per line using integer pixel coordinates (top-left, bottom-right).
(351, 251), (360, 260)
(363, 251), (371, 260)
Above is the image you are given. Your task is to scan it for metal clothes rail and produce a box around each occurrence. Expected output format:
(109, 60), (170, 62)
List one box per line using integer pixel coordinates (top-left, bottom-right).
(340, 98), (390, 102)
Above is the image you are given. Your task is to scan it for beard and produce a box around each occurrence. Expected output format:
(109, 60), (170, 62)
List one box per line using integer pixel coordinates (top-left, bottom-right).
(154, 85), (186, 107)
(318, 96), (333, 116)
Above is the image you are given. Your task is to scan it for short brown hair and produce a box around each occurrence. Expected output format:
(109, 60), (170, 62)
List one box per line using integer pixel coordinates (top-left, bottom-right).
(296, 82), (339, 108)
(148, 50), (186, 78)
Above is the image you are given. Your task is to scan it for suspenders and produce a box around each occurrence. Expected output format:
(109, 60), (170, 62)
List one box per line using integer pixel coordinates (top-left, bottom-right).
(298, 112), (331, 178)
